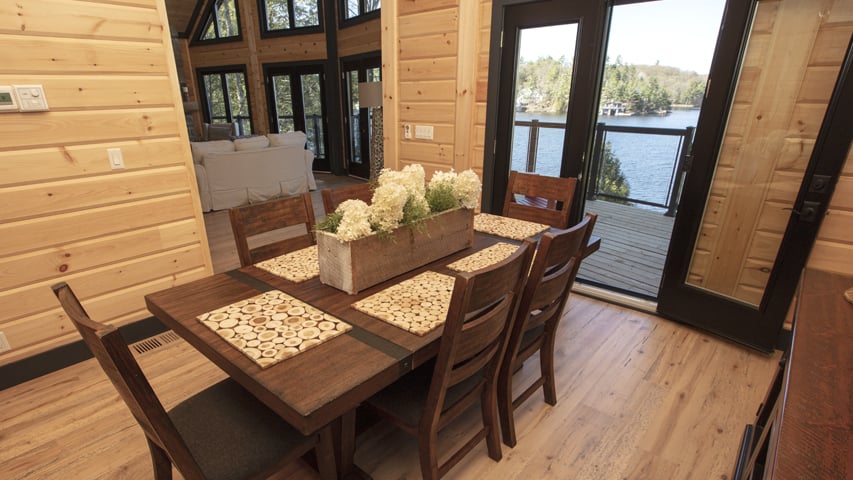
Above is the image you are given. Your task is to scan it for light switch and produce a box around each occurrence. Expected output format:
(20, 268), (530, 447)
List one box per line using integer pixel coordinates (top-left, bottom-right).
(13, 84), (48, 112)
(404, 124), (412, 139)
(415, 125), (434, 140)
(108, 148), (125, 170)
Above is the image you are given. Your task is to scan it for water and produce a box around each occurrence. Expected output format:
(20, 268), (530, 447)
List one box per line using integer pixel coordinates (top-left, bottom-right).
(511, 109), (701, 207)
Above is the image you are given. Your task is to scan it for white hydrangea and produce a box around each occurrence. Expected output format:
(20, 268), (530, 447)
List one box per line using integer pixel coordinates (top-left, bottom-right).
(454, 169), (482, 209)
(369, 183), (408, 233)
(334, 199), (372, 241)
(378, 164), (426, 197)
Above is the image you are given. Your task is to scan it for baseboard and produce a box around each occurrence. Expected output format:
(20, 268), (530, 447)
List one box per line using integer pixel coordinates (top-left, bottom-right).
(0, 316), (168, 391)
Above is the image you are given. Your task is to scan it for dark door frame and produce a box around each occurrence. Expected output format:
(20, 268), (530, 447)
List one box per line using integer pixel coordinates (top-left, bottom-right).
(482, 0), (609, 215)
(658, 15), (853, 351)
(341, 52), (381, 179)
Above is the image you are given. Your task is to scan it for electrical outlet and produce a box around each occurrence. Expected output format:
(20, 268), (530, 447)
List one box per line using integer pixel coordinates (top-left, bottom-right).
(0, 332), (10, 353)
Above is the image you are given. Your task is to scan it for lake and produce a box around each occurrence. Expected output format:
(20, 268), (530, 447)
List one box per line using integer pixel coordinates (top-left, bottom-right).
(511, 108), (701, 208)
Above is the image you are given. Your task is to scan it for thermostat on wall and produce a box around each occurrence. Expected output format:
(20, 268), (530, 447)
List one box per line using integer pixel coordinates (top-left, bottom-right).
(13, 85), (49, 112)
(0, 86), (19, 112)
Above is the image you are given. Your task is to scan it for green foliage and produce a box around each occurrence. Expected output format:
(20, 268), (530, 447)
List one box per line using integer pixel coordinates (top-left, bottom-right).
(425, 184), (458, 213)
(516, 56), (573, 112)
(401, 197), (430, 225)
(599, 56), (707, 112)
(598, 143), (630, 203)
(316, 212), (342, 233)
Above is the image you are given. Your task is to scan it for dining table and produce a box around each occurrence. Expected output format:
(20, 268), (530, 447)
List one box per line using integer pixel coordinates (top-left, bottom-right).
(144, 217), (600, 479)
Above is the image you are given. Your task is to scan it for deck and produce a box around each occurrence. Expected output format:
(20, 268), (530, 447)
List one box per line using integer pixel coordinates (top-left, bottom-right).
(578, 199), (675, 298)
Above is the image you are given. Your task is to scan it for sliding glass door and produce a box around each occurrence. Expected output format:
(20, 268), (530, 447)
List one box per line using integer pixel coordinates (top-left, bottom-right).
(341, 54), (381, 179)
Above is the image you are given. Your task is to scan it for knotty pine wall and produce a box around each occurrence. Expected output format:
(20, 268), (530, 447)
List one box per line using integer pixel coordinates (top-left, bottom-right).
(0, 0), (211, 366)
(686, 0), (853, 304)
(183, 0), (380, 139)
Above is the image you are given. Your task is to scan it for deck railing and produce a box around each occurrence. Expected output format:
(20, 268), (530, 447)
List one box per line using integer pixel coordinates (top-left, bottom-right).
(513, 120), (694, 217)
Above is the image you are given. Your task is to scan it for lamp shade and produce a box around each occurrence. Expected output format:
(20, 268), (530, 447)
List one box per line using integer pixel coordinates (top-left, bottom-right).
(358, 82), (382, 108)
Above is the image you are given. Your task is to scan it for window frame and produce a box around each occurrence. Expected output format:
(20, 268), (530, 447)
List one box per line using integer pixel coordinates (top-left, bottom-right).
(257, 0), (324, 38)
(338, 0), (380, 28)
(192, 0), (243, 45)
(196, 65), (254, 136)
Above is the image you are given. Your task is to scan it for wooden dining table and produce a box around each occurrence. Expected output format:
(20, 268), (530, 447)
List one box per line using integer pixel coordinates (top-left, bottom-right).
(145, 226), (600, 478)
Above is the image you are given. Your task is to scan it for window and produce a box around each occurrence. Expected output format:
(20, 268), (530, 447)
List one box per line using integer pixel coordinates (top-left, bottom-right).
(198, 68), (253, 136)
(260, 0), (321, 34)
(197, 0), (241, 41)
(341, 54), (380, 179)
(265, 63), (329, 170)
(342, 0), (380, 22)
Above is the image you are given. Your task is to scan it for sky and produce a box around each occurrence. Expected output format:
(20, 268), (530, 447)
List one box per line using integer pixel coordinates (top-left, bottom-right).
(518, 0), (726, 74)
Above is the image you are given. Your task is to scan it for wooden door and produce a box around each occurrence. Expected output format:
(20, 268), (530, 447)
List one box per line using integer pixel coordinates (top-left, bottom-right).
(658, 0), (853, 351)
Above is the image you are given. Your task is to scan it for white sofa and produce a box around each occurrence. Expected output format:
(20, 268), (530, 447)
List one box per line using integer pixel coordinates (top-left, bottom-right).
(191, 132), (317, 212)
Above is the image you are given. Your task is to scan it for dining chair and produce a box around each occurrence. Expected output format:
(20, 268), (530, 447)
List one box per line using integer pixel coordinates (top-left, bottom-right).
(497, 213), (597, 447)
(502, 170), (578, 229)
(320, 183), (374, 215)
(362, 239), (535, 480)
(228, 193), (316, 267)
(51, 282), (337, 480)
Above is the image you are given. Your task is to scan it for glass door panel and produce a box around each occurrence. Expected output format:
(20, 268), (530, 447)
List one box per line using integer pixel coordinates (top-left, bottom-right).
(342, 55), (380, 179)
(510, 24), (577, 178)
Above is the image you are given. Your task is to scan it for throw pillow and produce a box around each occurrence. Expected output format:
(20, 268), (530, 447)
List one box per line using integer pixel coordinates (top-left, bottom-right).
(268, 131), (307, 148)
(205, 122), (235, 141)
(190, 140), (235, 164)
(234, 135), (270, 151)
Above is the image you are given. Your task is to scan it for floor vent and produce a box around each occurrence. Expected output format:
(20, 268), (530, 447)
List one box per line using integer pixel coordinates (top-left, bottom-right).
(131, 331), (181, 355)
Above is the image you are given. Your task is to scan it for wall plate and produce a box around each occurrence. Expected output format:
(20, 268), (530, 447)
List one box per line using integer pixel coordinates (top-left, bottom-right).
(13, 84), (49, 112)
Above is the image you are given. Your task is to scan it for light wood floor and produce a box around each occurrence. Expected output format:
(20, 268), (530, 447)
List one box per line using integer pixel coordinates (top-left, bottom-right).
(0, 176), (782, 479)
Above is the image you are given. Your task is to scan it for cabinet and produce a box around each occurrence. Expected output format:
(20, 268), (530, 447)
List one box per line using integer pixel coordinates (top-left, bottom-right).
(732, 268), (852, 480)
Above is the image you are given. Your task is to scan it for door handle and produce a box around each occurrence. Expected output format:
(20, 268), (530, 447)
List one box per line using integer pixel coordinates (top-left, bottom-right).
(784, 201), (821, 223)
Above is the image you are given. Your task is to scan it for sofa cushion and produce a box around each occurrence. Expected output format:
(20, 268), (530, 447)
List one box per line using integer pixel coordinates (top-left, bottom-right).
(234, 135), (270, 151)
(190, 140), (235, 165)
(268, 131), (307, 148)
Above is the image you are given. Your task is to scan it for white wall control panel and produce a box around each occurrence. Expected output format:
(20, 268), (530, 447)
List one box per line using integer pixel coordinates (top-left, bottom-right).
(0, 86), (19, 112)
(107, 147), (125, 170)
(415, 125), (434, 140)
(13, 84), (49, 112)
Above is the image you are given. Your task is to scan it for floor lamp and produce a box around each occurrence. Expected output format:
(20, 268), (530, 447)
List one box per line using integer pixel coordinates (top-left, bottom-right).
(359, 81), (383, 182)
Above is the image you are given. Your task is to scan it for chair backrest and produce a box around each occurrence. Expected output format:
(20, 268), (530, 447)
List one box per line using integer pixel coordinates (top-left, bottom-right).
(421, 239), (534, 434)
(512, 213), (596, 345)
(502, 170), (578, 229)
(51, 283), (204, 475)
(321, 183), (374, 215)
(229, 193), (317, 267)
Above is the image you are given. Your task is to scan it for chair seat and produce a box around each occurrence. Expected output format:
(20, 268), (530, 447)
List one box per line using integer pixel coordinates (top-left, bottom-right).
(170, 378), (312, 480)
(367, 364), (482, 428)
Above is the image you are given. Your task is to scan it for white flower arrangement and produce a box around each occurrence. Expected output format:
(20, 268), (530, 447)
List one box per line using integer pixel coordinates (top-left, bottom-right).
(317, 164), (481, 242)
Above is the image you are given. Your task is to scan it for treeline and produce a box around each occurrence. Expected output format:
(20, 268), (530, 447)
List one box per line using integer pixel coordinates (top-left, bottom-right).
(515, 55), (707, 114)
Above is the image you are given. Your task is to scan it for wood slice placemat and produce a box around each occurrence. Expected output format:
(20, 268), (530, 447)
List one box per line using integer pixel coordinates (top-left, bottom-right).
(474, 213), (549, 241)
(197, 290), (351, 368)
(447, 242), (520, 272)
(352, 271), (455, 336)
(254, 245), (319, 283)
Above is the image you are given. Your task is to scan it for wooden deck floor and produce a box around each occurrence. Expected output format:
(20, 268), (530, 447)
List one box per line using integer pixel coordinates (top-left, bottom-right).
(579, 200), (675, 298)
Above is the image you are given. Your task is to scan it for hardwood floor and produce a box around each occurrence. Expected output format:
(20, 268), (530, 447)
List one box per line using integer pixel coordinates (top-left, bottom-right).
(0, 176), (781, 479)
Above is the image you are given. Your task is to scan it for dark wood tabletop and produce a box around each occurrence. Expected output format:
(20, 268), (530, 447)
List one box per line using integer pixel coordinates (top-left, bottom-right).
(768, 268), (852, 478)
(144, 229), (600, 476)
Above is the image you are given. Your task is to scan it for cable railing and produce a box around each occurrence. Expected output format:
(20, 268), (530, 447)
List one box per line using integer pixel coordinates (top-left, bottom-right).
(513, 119), (694, 217)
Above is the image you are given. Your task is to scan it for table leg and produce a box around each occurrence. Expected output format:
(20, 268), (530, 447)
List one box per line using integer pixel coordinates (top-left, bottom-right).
(335, 409), (372, 480)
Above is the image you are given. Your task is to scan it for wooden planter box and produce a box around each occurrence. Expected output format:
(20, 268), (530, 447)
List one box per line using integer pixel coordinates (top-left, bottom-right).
(317, 208), (474, 294)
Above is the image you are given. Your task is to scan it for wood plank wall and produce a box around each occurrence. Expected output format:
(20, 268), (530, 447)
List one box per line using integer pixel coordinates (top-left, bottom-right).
(381, 0), (488, 182)
(0, 0), (212, 366)
(686, 0), (853, 304)
(184, 0), (380, 138)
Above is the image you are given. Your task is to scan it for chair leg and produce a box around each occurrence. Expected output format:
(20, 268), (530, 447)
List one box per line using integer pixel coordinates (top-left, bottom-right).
(418, 431), (441, 480)
(315, 425), (338, 480)
(482, 384), (503, 461)
(496, 365), (518, 447)
(146, 437), (173, 480)
(541, 324), (559, 406)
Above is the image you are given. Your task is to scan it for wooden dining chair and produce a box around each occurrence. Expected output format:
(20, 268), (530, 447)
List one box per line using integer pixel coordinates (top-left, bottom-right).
(363, 240), (535, 480)
(320, 183), (374, 215)
(497, 213), (597, 447)
(502, 170), (578, 229)
(51, 282), (337, 480)
(228, 193), (316, 267)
